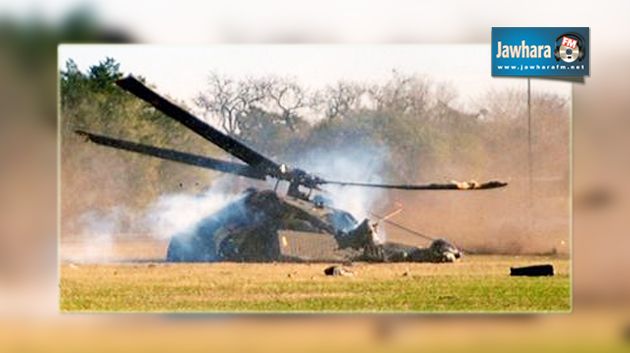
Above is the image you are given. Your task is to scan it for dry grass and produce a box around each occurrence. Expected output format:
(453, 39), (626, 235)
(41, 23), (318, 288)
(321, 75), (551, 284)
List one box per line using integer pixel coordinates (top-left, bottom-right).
(60, 255), (570, 312)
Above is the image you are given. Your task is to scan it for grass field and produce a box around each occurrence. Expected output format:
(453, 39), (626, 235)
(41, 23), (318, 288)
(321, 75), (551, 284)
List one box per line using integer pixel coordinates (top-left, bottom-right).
(60, 255), (570, 312)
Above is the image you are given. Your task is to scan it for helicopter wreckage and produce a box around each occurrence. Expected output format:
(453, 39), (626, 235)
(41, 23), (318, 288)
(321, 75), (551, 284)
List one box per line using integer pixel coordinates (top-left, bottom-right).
(76, 75), (507, 263)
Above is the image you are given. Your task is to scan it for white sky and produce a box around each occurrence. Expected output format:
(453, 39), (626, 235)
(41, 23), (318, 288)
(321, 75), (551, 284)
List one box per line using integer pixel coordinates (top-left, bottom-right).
(59, 44), (570, 112)
(5, 0), (630, 45)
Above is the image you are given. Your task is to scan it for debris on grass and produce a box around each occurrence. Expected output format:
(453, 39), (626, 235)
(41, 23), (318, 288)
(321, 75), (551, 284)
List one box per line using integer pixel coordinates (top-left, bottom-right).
(510, 264), (554, 276)
(324, 265), (354, 277)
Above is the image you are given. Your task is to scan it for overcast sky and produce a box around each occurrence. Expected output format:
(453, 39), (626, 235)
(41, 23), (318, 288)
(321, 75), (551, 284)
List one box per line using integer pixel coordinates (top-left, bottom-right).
(59, 44), (571, 112)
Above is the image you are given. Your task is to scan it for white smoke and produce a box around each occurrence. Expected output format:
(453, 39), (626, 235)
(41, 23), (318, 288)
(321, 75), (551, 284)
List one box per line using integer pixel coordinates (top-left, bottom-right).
(141, 179), (240, 240)
(295, 144), (391, 243)
(65, 176), (244, 263)
(65, 206), (126, 263)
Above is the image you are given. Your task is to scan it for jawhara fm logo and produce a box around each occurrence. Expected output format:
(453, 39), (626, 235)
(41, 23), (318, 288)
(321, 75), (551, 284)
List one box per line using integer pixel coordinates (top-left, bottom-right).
(492, 27), (589, 77)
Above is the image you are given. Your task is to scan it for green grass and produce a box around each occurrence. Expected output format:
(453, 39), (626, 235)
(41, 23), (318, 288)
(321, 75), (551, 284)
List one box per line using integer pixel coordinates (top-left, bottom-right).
(60, 256), (570, 312)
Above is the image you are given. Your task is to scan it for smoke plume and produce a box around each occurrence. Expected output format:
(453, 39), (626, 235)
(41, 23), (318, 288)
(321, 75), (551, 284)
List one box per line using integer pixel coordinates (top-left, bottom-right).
(294, 143), (390, 243)
(141, 178), (241, 240)
(63, 176), (244, 263)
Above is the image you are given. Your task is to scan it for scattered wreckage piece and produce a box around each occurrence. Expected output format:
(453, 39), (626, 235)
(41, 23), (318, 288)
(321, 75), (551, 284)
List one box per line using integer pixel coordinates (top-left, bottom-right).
(510, 264), (554, 277)
(324, 265), (354, 277)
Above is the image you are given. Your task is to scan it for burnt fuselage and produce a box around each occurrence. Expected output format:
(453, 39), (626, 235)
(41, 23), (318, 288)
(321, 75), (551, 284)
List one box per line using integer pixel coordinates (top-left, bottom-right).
(166, 189), (360, 262)
(166, 189), (462, 263)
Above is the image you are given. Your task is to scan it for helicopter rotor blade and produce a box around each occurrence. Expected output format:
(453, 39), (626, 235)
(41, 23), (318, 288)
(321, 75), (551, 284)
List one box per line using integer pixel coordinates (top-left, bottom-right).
(321, 180), (508, 190)
(115, 76), (283, 178)
(110, 75), (508, 193)
(75, 130), (267, 180)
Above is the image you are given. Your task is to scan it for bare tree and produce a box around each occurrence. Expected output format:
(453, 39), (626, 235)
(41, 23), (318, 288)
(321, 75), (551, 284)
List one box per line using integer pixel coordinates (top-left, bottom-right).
(266, 78), (309, 132)
(195, 72), (268, 135)
(476, 88), (527, 121)
(320, 81), (362, 120)
(366, 70), (430, 115)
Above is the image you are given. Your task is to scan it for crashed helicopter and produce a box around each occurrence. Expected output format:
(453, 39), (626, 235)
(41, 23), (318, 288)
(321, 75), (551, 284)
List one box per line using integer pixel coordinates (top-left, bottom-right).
(76, 75), (507, 263)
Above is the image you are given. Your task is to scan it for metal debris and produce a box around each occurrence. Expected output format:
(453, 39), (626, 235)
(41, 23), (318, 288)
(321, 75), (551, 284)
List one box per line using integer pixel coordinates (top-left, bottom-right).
(324, 265), (354, 277)
(510, 264), (554, 276)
